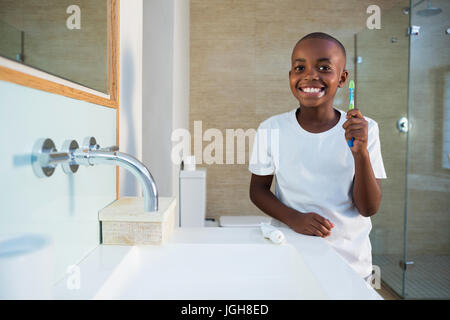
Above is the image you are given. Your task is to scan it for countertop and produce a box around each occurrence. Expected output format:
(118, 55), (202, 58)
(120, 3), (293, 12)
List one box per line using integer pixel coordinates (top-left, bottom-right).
(53, 227), (382, 300)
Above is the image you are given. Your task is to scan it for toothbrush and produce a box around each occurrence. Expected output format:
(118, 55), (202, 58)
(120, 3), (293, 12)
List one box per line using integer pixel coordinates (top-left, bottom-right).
(348, 80), (355, 147)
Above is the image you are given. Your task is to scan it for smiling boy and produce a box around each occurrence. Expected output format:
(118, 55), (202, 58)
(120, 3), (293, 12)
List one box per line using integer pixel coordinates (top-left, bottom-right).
(249, 32), (387, 280)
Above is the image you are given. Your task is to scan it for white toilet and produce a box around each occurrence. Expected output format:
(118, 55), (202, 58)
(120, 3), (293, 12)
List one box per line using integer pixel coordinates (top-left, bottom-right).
(219, 215), (272, 227)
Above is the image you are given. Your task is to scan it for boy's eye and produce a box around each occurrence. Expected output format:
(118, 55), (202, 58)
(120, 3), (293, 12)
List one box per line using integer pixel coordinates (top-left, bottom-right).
(319, 65), (331, 71)
(294, 66), (304, 72)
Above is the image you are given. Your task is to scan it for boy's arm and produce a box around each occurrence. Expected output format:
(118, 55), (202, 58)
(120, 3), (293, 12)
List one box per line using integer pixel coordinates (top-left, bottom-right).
(249, 174), (295, 225)
(352, 152), (382, 217)
(249, 174), (334, 237)
(343, 108), (382, 217)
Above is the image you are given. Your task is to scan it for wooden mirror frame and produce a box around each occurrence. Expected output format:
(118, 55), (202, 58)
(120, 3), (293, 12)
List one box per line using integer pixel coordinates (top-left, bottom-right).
(0, 0), (120, 109)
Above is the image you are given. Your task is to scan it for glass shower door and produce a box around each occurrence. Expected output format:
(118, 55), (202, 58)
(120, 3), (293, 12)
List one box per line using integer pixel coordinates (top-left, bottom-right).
(356, 0), (410, 298)
(404, 0), (450, 299)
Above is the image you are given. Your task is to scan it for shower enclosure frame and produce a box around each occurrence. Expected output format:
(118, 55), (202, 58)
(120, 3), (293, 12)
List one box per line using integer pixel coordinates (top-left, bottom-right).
(356, 0), (449, 299)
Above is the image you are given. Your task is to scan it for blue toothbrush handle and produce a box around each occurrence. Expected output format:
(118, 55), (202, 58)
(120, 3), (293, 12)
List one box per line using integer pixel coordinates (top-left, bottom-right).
(348, 137), (354, 147)
(347, 114), (356, 147)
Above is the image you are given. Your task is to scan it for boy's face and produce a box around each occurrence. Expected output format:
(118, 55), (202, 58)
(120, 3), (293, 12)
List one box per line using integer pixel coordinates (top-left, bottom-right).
(289, 38), (348, 108)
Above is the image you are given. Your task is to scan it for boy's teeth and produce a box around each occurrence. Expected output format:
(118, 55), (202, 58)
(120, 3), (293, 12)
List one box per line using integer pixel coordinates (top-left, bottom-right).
(302, 87), (322, 93)
(299, 87), (325, 98)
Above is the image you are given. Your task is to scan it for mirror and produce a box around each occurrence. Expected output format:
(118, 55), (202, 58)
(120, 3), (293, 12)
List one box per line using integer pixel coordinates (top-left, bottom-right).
(0, 0), (108, 94)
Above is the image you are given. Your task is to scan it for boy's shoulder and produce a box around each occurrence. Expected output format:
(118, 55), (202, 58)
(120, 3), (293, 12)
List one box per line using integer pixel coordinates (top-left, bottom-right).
(361, 113), (380, 131)
(258, 109), (295, 128)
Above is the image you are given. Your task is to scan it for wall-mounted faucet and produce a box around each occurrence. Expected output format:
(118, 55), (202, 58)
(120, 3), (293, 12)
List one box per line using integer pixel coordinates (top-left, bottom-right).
(32, 137), (158, 212)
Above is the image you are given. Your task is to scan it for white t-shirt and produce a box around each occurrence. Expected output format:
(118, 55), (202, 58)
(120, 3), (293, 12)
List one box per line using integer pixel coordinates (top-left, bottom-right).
(249, 107), (387, 278)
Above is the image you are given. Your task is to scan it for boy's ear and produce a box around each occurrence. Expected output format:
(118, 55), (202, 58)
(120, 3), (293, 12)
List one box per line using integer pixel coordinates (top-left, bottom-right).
(338, 70), (349, 88)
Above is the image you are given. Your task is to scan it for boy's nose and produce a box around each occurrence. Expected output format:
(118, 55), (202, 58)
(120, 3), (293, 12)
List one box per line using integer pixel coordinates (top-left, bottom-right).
(303, 68), (319, 80)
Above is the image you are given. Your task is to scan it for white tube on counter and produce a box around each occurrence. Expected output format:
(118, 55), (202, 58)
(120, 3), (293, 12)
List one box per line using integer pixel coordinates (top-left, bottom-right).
(260, 222), (285, 244)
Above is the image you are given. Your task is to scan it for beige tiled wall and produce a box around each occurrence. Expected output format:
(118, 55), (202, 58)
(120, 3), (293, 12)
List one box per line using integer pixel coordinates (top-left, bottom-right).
(190, 0), (404, 220)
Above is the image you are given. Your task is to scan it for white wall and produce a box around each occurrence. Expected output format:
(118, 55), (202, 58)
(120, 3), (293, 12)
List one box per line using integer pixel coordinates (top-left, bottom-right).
(142, 0), (190, 226)
(0, 81), (116, 284)
(142, 0), (174, 198)
(172, 0), (191, 220)
(118, 0), (144, 197)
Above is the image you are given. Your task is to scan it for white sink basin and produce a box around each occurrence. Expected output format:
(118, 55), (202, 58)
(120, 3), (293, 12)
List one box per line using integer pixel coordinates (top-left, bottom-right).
(53, 227), (381, 300)
(94, 243), (327, 299)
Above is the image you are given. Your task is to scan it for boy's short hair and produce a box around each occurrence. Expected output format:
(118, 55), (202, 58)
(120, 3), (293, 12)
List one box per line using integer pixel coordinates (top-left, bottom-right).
(295, 32), (347, 65)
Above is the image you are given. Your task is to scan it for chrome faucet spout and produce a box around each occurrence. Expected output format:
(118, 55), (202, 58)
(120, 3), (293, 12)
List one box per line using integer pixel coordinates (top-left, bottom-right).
(32, 138), (158, 212)
(82, 150), (158, 212)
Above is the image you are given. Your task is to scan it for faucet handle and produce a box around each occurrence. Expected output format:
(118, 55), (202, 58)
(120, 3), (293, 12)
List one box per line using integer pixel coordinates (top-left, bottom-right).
(82, 136), (100, 151)
(32, 138), (58, 178)
(61, 139), (79, 174)
(82, 137), (118, 152)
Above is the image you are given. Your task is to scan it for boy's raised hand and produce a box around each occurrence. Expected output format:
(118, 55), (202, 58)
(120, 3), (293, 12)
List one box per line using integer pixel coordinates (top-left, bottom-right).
(287, 211), (334, 238)
(342, 108), (369, 156)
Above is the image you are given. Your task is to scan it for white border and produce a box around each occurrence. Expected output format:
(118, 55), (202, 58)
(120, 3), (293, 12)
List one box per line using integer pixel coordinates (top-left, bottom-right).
(0, 56), (110, 99)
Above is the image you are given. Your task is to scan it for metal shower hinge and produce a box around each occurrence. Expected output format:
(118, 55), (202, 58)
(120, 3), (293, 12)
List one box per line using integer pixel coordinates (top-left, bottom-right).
(399, 260), (415, 271)
(408, 26), (421, 35)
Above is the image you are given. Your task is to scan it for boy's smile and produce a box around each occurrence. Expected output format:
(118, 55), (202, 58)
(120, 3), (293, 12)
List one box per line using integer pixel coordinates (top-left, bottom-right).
(297, 84), (326, 98)
(289, 38), (347, 109)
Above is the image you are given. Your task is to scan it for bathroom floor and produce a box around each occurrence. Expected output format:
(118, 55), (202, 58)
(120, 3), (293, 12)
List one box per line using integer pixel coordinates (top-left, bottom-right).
(373, 254), (450, 299)
(375, 281), (401, 300)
